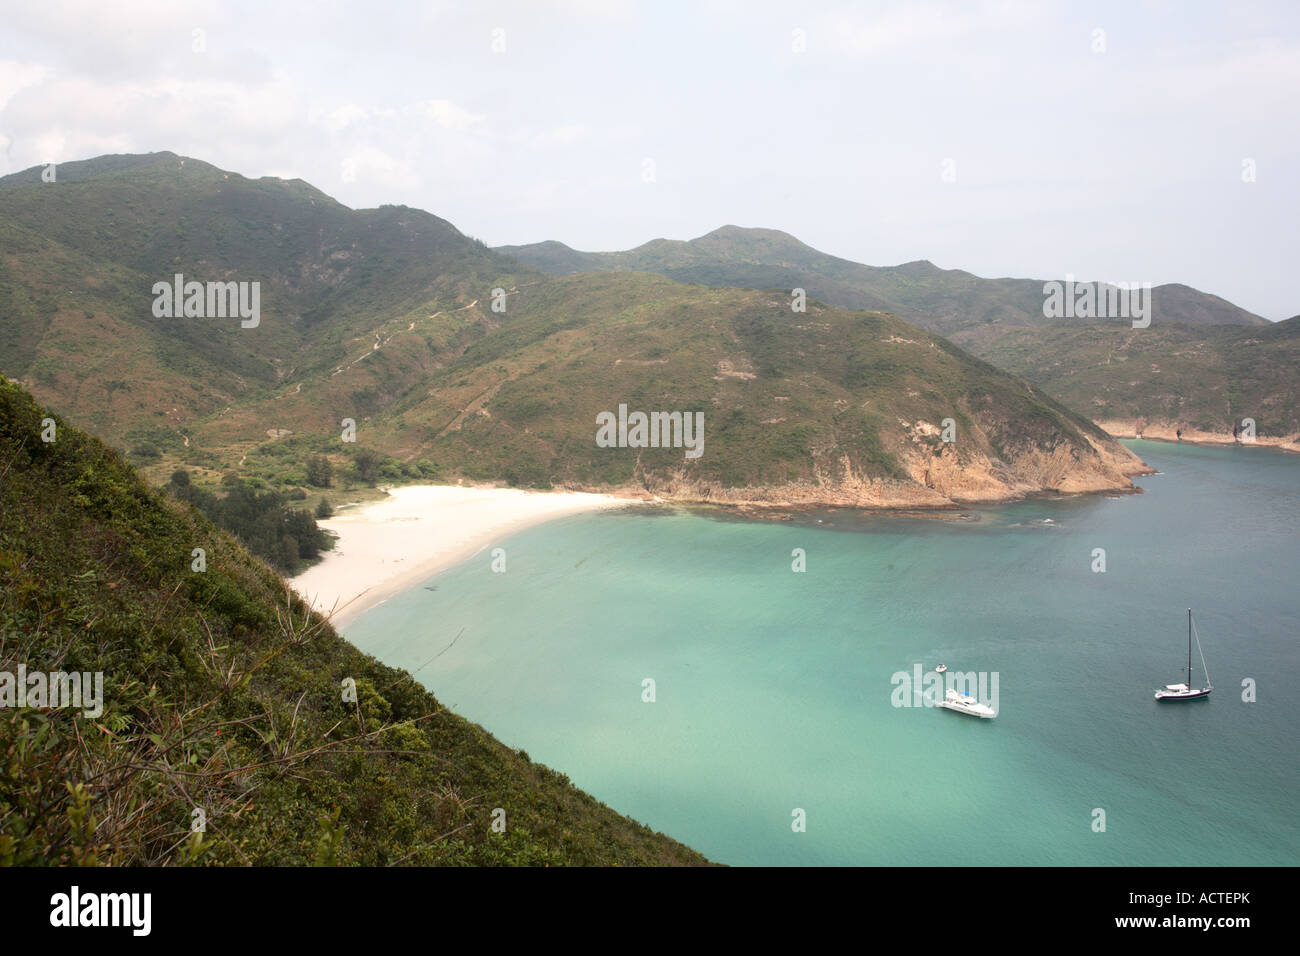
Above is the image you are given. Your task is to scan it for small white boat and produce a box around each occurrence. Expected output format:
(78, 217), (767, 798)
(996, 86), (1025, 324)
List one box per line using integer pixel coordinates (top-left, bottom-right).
(1155, 609), (1213, 701)
(937, 688), (995, 718)
(935, 664), (947, 673)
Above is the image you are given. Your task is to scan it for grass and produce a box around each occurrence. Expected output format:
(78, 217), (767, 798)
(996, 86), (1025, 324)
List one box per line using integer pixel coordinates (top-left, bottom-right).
(0, 377), (710, 866)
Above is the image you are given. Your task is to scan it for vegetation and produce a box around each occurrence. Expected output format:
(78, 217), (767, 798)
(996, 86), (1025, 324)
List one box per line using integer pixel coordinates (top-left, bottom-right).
(0, 378), (709, 865)
(165, 469), (334, 573)
(969, 318), (1300, 436)
(499, 226), (1293, 439)
(306, 454), (333, 488)
(0, 151), (528, 451)
(0, 153), (1145, 504)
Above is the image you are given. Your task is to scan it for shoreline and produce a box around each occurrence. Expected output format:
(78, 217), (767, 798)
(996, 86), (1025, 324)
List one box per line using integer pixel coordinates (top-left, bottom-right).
(289, 485), (641, 630)
(292, 470), (1158, 632)
(693, 483), (1148, 524)
(1098, 419), (1300, 454)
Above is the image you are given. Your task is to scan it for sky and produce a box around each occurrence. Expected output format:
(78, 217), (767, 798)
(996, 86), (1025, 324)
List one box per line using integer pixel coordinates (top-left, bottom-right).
(1, 0), (1296, 319)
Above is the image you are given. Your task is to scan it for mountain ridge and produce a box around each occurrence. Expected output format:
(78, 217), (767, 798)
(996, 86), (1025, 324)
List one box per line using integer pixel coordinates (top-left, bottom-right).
(0, 152), (1152, 508)
(497, 225), (1268, 330)
(496, 226), (1299, 444)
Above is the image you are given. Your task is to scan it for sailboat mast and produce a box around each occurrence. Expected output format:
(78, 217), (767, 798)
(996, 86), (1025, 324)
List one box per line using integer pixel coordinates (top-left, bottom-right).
(1187, 609), (1193, 684)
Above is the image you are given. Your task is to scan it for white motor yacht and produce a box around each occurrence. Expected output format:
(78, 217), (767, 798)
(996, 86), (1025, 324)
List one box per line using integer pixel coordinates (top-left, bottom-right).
(937, 688), (995, 718)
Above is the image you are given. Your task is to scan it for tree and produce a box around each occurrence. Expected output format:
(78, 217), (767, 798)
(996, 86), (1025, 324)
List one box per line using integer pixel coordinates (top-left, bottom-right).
(315, 498), (333, 519)
(352, 448), (381, 486)
(306, 454), (333, 488)
(280, 535), (300, 571)
(170, 469), (190, 488)
(285, 510), (325, 561)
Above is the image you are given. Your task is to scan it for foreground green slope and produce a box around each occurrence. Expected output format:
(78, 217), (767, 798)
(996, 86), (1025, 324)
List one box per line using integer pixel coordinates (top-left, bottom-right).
(0, 378), (708, 865)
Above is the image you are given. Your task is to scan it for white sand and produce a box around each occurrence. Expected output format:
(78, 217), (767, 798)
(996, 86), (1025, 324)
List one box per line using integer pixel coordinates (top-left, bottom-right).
(289, 485), (639, 630)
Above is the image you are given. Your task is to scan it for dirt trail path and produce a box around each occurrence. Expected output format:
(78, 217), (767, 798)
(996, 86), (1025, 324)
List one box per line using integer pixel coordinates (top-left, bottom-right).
(331, 299), (483, 377)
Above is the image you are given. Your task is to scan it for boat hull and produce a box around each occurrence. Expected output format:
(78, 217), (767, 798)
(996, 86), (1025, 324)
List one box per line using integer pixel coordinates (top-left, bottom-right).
(1154, 687), (1212, 701)
(937, 701), (996, 718)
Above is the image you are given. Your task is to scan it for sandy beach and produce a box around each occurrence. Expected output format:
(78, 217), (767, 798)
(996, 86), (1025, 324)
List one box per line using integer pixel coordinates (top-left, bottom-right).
(289, 485), (639, 630)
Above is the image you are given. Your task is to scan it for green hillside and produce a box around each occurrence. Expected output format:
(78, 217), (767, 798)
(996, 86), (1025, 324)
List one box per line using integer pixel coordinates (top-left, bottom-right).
(969, 317), (1300, 437)
(497, 227), (1293, 442)
(189, 269), (1149, 507)
(0, 377), (708, 865)
(0, 153), (1148, 506)
(0, 151), (528, 445)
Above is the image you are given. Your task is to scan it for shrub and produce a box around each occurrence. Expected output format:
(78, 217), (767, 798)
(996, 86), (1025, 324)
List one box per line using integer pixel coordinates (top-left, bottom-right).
(306, 454), (333, 488)
(130, 443), (161, 461)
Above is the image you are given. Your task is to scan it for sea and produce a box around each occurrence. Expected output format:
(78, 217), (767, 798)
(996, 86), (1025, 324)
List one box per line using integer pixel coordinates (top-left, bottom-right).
(344, 439), (1300, 865)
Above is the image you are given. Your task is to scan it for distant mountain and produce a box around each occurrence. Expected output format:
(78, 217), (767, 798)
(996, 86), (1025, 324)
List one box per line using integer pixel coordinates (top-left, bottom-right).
(497, 225), (1269, 337)
(0, 153), (1149, 508)
(497, 227), (1296, 442)
(0, 377), (709, 865)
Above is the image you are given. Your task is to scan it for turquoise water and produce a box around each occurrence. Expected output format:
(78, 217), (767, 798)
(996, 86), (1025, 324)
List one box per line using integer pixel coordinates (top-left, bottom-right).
(346, 440), (1300, 865)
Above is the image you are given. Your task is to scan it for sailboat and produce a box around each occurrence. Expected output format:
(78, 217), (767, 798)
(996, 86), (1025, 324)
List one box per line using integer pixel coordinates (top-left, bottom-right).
(1154, 609), (1213, 701)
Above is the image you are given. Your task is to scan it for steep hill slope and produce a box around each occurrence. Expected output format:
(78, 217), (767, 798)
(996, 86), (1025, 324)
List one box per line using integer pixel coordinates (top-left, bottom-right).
(0, 377), (708, 865)
(972, 316), (1300, 444)
(0, 152), (527, 444)
(226, 272), (1148, 508)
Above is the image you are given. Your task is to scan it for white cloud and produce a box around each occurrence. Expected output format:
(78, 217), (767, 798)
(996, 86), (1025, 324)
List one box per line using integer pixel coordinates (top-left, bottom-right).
(825, 0), (1044, 57)
(4, 0), (228, 77)
(0, 60), (51, 111)
(413, 98), (484, 131)
(520, 123), (589, 149)
(339, 144), (421, 191)
(313, 103), (369, 134)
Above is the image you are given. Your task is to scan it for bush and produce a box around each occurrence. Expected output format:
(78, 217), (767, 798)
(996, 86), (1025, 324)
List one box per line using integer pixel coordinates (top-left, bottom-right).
(306, 454), (333, 488)
(130, 443), (161, 461)
(352, 448), (381, 486)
